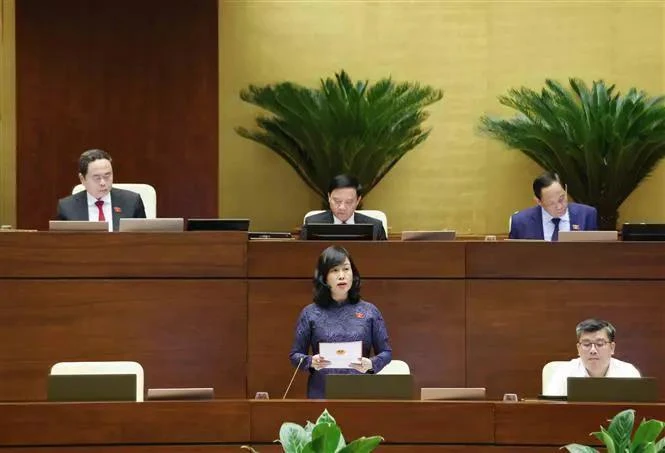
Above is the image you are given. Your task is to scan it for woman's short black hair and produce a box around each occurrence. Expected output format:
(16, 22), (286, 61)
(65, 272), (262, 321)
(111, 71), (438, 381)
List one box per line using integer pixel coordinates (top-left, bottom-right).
(313, 245), (361, 307)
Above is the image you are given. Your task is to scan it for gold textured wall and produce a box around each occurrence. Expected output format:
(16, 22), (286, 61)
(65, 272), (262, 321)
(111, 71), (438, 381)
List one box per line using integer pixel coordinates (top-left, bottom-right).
(219, 0), (665, 234)
(0, 0), (16, 227)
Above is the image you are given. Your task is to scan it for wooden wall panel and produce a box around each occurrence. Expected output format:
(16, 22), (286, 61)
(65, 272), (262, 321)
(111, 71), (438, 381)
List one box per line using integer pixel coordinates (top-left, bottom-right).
(247, 280), (465, 398)
(15, 0), (218, 229)
(0, 280), (247, 400)
(467, 280), (665, 399)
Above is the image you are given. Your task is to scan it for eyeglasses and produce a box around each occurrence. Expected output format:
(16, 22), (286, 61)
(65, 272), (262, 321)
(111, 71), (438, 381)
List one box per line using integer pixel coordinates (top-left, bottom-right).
(578, 340), (610, 350)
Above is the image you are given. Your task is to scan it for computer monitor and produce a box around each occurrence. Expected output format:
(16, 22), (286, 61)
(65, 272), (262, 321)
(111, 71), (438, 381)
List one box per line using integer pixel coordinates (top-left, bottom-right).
(305, 223), (375, 241)
(49, 220), (108, 232)
(187, 218), (250, 231)
(119, 218), (184, 232)
(567, 377), (658, 402)
(325, 374), (413, 399)
(622, 223), (665, 241)
(47, 374), (138, 402)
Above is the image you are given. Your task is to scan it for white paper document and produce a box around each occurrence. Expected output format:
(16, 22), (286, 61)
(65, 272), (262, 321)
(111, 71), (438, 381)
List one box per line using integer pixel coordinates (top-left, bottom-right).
(319, 341), (362, 369)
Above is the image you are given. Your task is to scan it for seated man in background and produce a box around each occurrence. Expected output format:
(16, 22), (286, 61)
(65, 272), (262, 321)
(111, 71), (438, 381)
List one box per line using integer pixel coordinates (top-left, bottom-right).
(56, 149), (146, 231)
(509, 172), (597, 241)
(543, 318), (641, 396)
(300, 174), (387, 240)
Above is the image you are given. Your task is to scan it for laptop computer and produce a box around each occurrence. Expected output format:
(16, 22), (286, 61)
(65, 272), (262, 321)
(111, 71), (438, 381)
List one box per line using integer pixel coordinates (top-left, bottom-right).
(187, 218), (250, 231)
(325, 374), (413, 399)
(146, 387), (214, 400)
(305, 223), (375, 241)
(558, 231), (618, 242)
(401, 231), (456, 241)
(49, 220), (108, 232)
(119, 218), (184, 232)
(47, 373), (138, 402)
(567, 377), (658, 402)
(420, 387), (486, 400)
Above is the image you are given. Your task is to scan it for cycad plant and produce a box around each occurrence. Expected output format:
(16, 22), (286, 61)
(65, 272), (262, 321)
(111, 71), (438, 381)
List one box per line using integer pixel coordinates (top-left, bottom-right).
(236, 71), (443, 205)
(480, 78), (665, 230)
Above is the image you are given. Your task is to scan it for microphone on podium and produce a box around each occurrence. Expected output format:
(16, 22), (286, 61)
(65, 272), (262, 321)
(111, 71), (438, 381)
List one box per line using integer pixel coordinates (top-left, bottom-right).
(283, 356), (305, 399)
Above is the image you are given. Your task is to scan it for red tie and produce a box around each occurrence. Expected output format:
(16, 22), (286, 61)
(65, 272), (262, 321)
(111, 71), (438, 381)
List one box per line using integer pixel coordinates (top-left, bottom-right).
(95, 199), (105, 221)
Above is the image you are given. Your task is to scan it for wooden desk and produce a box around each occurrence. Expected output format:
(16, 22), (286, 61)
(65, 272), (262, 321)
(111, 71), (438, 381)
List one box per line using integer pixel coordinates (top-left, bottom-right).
(0, 400), (663, 452)
(1, 234), (664, 401)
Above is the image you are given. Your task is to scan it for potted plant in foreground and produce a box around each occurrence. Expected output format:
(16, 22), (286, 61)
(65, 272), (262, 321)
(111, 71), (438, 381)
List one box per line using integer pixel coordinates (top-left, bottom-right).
(563, 408), (665, 452)
(241, 408), (382, 452)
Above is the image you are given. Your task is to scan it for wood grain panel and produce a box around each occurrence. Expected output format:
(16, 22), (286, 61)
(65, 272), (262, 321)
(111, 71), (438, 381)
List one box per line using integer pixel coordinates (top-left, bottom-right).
(245, 447), (554, 453)
(0, 449), (244, 453)
(249, 401), (494, 443)
(16, 0), (218, 230)
(0, 401), (249, 445)
(0, 232), (246, 278)
(466, 241), (665, 279)
(247, 280), (465, 398)
(467, 280), (665, 399)
(248, 241), (465, 278)
(0, 280), (247, 400)
(495, 402), (665, 446)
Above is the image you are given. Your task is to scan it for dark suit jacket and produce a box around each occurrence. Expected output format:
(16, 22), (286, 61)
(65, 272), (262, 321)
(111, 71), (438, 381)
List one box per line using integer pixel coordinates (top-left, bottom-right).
(509, 202), (598, 240)
(300, 210), (387, 240)
(56, 187), (147, 231)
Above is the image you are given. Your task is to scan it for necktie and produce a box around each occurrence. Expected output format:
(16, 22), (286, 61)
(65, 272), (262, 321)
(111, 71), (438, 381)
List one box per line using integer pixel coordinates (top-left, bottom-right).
(95, 199), (105, 221)
(551, 218), (561, 242)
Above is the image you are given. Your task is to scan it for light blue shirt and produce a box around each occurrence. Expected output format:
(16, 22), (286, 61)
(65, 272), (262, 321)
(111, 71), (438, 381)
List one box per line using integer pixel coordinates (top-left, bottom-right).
(541, 208), (570, 242)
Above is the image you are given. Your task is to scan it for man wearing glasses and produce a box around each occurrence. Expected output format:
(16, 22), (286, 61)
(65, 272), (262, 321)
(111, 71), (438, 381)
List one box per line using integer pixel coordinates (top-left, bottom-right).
(56, 149), (146, 232)
(509, 172), (597, 241)
(300, 174), (387, 240)
(543, 319), (641, 396)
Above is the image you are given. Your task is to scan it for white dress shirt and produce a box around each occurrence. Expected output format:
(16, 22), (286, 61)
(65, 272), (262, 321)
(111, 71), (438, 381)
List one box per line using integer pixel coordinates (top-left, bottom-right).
(541, 208), (570, 241)
(86, 192), (113, 231)
(543, 357), (641, 396)
(333, 214), (355, 225)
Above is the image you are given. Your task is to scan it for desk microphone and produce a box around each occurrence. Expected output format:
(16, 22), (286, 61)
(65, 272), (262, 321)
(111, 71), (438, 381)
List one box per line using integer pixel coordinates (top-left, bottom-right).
(283, 356), (305, 399)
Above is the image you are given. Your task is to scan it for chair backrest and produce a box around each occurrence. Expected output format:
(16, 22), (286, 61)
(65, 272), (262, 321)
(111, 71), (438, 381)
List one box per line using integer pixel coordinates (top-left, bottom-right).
(73, 183), (157, 219)
(50, 361), (144, 401)
(542, 360), (568, 394)
(304, 209), (388, 236)
(377, 359), (410, 375)
(508, 210), (519, 232)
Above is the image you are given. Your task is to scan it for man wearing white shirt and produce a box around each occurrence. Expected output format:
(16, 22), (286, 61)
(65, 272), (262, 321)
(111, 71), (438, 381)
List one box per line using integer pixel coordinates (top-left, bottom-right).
(56, 149), (146, 231)
(543, 319), (641, 396)
(300, 174), (386, 240)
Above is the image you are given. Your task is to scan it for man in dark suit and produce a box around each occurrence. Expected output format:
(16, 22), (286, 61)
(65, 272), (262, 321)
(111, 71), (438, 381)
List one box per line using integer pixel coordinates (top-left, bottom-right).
(301, 174), (387, 240)
(509, 172), (597, 241)
(56, 149), (146, 231)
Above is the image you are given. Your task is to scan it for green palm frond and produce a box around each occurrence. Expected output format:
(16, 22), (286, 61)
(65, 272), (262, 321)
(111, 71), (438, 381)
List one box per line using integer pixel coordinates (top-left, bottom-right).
(480, 78), (665, 229)
(236, 70), (443, 203)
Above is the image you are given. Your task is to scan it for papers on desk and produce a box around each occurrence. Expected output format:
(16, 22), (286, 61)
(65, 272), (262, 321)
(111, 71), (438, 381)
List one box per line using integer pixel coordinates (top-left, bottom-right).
(319, 341), (362, 369)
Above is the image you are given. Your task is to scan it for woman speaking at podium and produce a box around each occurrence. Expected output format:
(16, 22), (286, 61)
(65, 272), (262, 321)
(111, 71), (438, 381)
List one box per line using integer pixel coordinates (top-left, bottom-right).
(288, 245), (392, 398)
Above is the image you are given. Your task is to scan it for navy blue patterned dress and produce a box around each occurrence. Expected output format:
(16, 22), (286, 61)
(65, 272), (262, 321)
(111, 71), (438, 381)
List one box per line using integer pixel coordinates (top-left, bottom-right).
(289, 299), (392, 398)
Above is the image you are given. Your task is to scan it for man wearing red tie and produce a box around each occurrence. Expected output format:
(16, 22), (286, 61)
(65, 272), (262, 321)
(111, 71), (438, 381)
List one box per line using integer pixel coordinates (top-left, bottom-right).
(56, 149), (146, 231)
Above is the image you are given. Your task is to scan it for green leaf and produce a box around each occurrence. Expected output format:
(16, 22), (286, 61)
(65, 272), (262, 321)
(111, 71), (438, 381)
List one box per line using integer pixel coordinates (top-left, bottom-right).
(311, 422), (342, 452)
(237, 70), (443, 205)
(561, 444), (599, 453)
(632, 419), (665, 451)
(592, 428), (617, 453)
(480, 78), (665, 229)
(316, 408), (338, 426)
(278, 422), (308, 453)
(606, 409), (635, 452)
(338, 436), (383, 453)
(654, 436), (665, 453)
